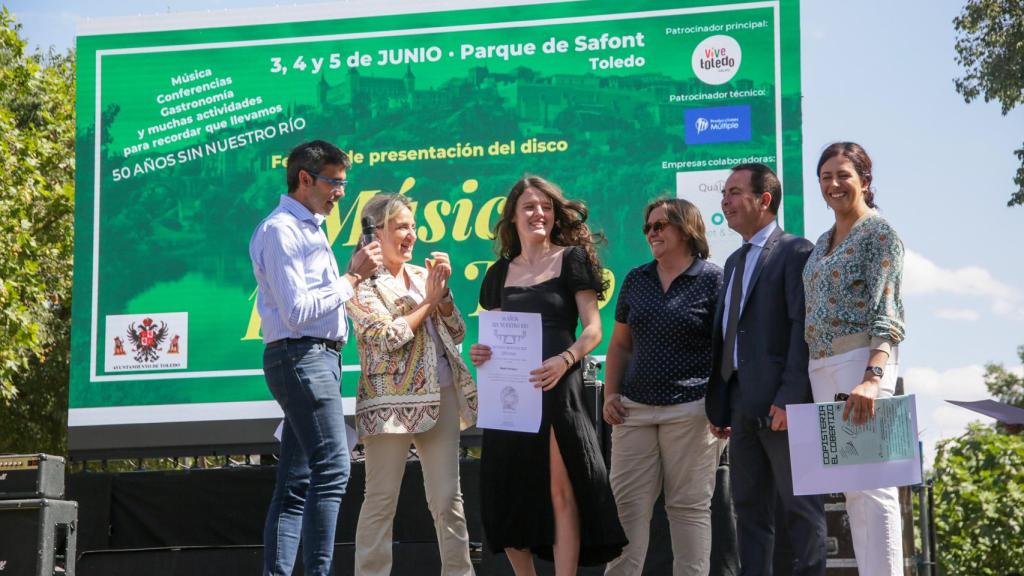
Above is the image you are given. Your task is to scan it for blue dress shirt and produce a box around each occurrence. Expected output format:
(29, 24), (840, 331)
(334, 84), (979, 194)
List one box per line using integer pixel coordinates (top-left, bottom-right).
(721, 219), (777, 367)
(249, 195), (354, 343)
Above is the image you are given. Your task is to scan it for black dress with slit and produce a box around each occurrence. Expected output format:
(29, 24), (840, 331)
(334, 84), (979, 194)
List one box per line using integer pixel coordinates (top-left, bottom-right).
(478, 245), (627, 565)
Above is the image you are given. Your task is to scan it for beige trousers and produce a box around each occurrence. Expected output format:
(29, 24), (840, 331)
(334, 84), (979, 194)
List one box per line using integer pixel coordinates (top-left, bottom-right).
(354, 386), (474, 576)
(605, 397), (723, 576)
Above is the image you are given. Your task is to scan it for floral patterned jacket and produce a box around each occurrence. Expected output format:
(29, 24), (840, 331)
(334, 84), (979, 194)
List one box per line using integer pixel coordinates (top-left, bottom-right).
(345, 264), (478, 437)
(803, 212), (905, 360)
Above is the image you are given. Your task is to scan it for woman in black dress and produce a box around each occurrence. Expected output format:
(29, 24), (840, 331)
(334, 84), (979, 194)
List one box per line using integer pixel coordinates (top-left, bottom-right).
(469, 176), (626, 575)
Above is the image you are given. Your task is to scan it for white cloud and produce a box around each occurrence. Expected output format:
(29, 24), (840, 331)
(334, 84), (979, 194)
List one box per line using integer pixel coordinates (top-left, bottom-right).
(902, 364), (992, 467)
(903, 249), (1023, 317)
(933, 307), (980, 321)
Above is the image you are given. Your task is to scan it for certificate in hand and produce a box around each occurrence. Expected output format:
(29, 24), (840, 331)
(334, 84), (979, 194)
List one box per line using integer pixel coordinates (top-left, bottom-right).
(476, 310), (543, 433)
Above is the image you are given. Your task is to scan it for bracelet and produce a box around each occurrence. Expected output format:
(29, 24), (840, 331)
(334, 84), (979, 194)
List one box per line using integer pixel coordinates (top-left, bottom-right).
(563, 348), (577, 364)
(558, 352), (572, 367)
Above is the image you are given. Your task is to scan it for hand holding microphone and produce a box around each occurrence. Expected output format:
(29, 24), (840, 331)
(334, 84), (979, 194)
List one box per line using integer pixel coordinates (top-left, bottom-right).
(348, 215), (382, 284)
(360, 216), (377, 249)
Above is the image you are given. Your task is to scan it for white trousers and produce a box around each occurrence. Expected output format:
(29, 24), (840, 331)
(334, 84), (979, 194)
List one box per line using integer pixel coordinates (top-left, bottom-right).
(354, 386), (474, 576)
(808, 347), (903, 576)
(604, 397), (724, 576)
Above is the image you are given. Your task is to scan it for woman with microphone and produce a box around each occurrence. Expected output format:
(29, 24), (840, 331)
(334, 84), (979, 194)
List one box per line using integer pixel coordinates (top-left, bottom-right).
(346, 193), (478, 576)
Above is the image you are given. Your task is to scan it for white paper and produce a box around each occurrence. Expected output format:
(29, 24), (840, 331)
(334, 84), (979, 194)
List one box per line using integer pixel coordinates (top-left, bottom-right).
(946, 399), (1024, 425)
(476, 310), (543, 433)
(787, 394), (922, 495)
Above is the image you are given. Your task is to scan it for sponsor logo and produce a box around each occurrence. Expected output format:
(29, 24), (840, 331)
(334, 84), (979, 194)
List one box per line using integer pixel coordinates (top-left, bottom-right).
(675, 169), (742, 267)
(0, 473), (6, 481)
(685, 105), (751, 144)
(0, 560), (7, 571)
(692, 35), (742, 85)
(105, 312), (189, 372)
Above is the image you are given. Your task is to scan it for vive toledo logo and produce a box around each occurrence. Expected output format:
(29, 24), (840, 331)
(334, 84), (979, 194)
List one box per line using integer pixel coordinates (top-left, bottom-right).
(692, 35), (742, 85)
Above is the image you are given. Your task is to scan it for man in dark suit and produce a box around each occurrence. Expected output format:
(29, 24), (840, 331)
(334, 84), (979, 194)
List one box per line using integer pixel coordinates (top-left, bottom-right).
(705, 163), (826, 576)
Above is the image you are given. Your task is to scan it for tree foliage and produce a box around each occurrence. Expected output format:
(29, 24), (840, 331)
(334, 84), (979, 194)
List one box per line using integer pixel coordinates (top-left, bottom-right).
(985, 345), (1024, 406)
(0, 7), (75, 453)
(933, 423), (1024, 575)
(984, 345), (1024, 435)
(953, 0), (1024, 206)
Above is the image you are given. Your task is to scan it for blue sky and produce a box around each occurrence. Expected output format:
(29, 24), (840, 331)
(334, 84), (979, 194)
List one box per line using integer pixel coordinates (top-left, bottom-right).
(8, 0), (1024, 464)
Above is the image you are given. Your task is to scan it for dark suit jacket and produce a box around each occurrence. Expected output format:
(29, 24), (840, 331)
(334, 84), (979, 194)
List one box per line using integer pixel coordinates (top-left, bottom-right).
(706, 224), (814, 427)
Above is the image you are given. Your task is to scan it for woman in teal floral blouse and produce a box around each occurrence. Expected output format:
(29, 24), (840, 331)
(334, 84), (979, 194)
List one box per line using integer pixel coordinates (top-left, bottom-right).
(802, 141), (905, 576)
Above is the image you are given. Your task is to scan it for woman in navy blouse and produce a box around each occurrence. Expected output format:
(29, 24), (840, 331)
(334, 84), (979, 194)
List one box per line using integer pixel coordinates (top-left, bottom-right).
(602, 198), (725, 575)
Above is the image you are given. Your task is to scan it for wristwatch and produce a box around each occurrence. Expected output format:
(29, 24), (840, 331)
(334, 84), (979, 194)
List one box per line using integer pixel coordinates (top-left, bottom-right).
(865, 365), (884, 379)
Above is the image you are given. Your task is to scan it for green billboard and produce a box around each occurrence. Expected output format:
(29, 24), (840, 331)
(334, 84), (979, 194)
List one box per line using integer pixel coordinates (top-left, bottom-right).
(70, 0), (802, 455)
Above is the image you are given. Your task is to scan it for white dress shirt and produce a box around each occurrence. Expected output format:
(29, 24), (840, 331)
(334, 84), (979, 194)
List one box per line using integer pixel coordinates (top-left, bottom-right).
(249, 195), (354, 343)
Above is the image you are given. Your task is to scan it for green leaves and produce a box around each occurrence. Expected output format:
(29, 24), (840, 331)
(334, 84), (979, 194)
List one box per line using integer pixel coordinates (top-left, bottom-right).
(984, 345), (1024, 420)
(933, 424), (1024, 574)
(953, 0), (1024, 206)
(0, 7), (75, 451)
(931, 344), (1024, 573)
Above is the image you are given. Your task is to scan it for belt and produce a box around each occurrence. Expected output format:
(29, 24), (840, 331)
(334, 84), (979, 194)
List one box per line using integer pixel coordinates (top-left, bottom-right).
(266, 336), (344, 352)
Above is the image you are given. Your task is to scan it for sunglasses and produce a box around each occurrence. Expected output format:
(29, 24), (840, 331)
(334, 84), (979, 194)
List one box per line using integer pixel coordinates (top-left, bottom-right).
(643, 219), (673, 235)
(306, 170), (348, 190)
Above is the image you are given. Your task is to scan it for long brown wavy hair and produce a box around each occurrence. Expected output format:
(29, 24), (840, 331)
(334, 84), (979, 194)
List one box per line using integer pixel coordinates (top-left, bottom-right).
(493, 175), (609, 299)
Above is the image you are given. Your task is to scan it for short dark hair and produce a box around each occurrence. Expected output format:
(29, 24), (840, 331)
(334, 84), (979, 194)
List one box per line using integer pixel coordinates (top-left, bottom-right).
(731, 163), (782, 214)
(816, 142), (877, 209)
(286, 140), (351, 193)
(643, 197), (711, 259)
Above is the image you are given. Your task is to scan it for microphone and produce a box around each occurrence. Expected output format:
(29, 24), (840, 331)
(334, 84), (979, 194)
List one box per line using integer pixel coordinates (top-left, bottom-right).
(360, 215), (377, 247)
(359, 215), (379, 280)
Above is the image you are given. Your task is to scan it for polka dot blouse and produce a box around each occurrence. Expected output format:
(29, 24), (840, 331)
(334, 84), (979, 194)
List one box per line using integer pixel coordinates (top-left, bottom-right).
(614, 258), (724, 406)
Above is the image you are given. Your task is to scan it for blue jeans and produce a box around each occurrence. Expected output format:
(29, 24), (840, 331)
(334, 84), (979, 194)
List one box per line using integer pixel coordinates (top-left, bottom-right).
(262, 339), (350, 576)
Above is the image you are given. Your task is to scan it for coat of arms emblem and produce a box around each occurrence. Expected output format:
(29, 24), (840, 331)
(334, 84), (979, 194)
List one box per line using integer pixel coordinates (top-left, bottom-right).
(126, 317), (169, 363)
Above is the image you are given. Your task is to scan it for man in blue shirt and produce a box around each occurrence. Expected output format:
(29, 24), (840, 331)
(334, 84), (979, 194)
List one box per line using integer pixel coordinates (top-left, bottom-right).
(250, 140), (382, 575)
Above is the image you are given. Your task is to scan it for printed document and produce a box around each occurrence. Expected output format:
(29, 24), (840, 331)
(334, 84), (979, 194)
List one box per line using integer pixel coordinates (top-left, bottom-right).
(476, 311), (543, 433)
(788, 395), (922, 495)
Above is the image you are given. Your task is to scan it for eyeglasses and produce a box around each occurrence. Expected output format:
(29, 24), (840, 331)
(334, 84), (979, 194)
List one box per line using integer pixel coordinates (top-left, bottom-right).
(306, 170), (348, 190)
(643, 220), (673, 235)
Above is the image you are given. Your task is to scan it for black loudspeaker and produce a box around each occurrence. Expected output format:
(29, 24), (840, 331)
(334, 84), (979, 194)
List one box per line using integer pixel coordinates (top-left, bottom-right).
(0, 454), (65, 500)
(0, 499), (77, 576)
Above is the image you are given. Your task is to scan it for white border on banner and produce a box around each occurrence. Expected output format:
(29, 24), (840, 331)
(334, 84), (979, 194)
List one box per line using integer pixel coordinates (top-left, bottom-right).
(89, 2), (782, 383)
(69, 397), (357, 426)
(77, 0), (577, 37)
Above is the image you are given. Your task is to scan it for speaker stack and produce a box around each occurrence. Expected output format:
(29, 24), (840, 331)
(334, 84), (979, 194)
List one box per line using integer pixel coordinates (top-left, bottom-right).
(0, 454), (77, 575)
